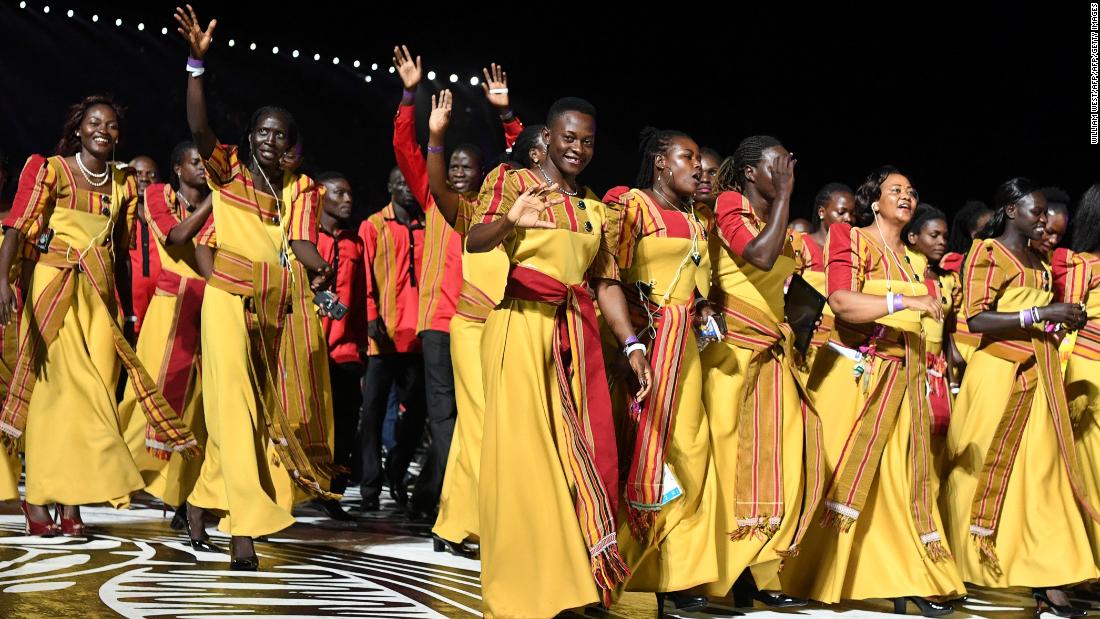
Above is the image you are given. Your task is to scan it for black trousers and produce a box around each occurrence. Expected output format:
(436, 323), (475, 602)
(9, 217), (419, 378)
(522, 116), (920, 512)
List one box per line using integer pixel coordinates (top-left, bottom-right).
(359, 353), (427, 502)
(410, 329), (457, 512)
(328, 360), (365, 495)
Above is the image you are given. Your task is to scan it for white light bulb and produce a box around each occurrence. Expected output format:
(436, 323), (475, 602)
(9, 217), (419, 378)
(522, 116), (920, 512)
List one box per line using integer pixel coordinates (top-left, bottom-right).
(292, 50), (299, 58)
(228, 39), (235, 47)
(92, 14), (98, 22)
(67, 9), (74, 17)
(314, 53), (321, 61)
(138, 23), (145, 31)
(449, 74), (458, 83)
(42, 5), (49, 14)
(115, 18), (122, 26)
(389, 66), (395, 74)
(365, 76), (372, 83)
(371, 63), (378, 71)
(333, 57), (339, 65)
(427, 70), (436, 80)
(249, 42), (256, 51)
(161, 27), (168, 35)
(353, 60), (360, 68)
(470, 76), (479, 86)
(19, 2), (26, 9)
(272, 46), (279, 54)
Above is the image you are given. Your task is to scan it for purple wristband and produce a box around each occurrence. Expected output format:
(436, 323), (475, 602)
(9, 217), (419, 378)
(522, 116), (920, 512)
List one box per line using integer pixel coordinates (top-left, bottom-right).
(624, 335), (640, 347)
(187, 57), (204, 69)
(427, 145), (444, 154)
(401, 88), (416, 103)
(892, 294), (905, 313)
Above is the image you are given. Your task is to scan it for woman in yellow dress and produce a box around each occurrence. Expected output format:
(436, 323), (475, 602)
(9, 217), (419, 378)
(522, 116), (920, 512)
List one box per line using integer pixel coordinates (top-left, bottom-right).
(601, 127), (718, 612)
(175, 6), (337, 570)
(1055, 183), (1100, 573)
(465, 97), (651, 618)
(797, 182), (854, 381)
(943, 177), (1097, 616)
(780, 166), (965, 615)
(117, 141), (217, 549)
(0, 96), (199, 536)
(698, 136), (819, 607)
(424, 88), (543, 556)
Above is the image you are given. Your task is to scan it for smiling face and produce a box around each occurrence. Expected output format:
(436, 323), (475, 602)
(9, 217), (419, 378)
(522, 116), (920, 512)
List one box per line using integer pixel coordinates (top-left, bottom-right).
(80, 104), (120, 160)
(875, 173), (918, 225)
(130, 156), (159, 196)
(695, 152), (721, 207)
(1036, 208), (1068, 254)
(542, 110), (595, 179)
(322, 177), (353, 221)
(656, 136), (702, 201)
(908, 217), (948, 264)
(1009, 191), (1049, 241)
(250, 112), (292, 168)
(448, 149), (482, 193)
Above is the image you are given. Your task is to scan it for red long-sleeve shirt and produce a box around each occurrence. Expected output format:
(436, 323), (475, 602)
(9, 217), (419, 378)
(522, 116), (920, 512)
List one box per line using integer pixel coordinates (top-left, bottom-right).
(317, 226), (368, 364)
(129, 211), (162, 336)
(392, 103), (524, 334)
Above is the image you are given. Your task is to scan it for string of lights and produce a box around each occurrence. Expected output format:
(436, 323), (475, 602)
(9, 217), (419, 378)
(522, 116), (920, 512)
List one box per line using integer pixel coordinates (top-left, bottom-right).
(14, 1), (486, 87)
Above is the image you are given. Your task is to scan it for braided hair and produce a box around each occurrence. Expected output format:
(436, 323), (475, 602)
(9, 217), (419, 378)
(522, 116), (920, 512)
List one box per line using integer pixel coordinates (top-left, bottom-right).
(1071, 183), (1100, 253)
(54, 95), (126, 157)
(635, 126), (690, 188)
(978, 177), (1041, 239)
(713, 135), (782, 194)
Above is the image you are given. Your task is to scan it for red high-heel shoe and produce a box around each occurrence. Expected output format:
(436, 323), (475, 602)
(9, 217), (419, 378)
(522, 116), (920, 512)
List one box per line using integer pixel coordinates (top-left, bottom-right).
(56, 505), (87, 537)
(20, 501), (60, 537)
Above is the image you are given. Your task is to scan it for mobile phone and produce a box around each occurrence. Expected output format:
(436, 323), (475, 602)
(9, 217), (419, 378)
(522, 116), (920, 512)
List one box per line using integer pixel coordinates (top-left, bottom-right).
(313, 289), (348, 320)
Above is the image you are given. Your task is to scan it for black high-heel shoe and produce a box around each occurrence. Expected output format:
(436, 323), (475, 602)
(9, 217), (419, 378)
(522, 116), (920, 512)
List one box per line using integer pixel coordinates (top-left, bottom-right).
(169, 504), (187, 531)
(183, 503), (223, 554)
(891, 596), (953, 617)
(733, 589), (807, 608)
(1033, 589), (1085, 618)
(432, 534), (477, 559)
(656, 591), (708, 614)
(230, 555), (260, 571)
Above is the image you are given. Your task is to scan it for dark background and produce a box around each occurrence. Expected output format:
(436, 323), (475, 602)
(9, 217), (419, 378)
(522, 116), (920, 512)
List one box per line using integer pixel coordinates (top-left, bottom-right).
(1, 1), (1095, 223)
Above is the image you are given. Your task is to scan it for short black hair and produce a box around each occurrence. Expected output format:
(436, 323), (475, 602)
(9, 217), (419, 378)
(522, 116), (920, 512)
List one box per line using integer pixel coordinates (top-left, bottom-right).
(508, 124), (546, 168)
(315, 171), (347, 184)
(811, 182), (854, 226)
(546, 97), (596, 125)
(700, 147), (722, 162)
(168, 141), (196, 189)
(241, 105), (299, 162)
(902, 203), (947, 246)
(947, 200), (992, 255)
(1041, 186), (1071, 217)
(853, 165), (905, 226)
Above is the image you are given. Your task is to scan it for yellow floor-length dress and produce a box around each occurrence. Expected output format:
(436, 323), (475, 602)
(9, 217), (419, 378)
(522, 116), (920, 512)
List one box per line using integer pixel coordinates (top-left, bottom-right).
(780, 223), (965, 602)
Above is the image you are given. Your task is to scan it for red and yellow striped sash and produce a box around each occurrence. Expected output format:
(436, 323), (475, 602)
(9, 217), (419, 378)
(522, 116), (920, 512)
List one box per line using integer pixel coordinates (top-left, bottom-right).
(503, 265), (629, 604)
(967, 332), (1100, 570)
(823, 324), (948, 561)
(622, 295), (690, 542)
(454, 280), (495, 324)
(717, 292), (824, 558)
(0, 238), (199, 460)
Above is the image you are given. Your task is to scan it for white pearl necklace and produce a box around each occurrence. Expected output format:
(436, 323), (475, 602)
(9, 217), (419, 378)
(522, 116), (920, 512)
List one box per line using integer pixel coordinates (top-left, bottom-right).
(76, 152), (110, 187)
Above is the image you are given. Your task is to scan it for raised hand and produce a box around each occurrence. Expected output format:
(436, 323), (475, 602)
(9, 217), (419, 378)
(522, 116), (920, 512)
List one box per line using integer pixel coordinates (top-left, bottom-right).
(481, 63), (510, 111)
(770, 150), (796, 199)
(174, 4), (217, 59)
(392, 45), (422, 92)
(428, 90), (453, 136)
(505, 183), (561, 230)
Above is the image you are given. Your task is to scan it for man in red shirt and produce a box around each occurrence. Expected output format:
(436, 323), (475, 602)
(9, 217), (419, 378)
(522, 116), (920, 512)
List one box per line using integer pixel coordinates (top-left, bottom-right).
(128, 155), (163, 336)
(314, 171), (367, 520)
(358, 167), (428, 512)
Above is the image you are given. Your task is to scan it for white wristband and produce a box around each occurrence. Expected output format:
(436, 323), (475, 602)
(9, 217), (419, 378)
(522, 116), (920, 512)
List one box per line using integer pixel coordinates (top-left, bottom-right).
(488, 87), (509, 94)
(186, 65), (206, 77)
(624, 343), (647, 357)
(886, 292), (895, 315)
